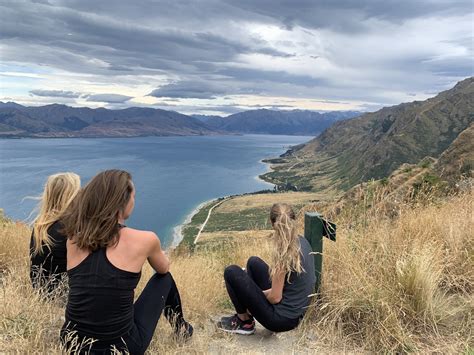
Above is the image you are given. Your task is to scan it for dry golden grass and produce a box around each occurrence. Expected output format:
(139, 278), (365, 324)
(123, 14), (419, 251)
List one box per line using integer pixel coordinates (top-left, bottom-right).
(0, 188), (473, 353)
(304, 189), (474, 353)
(217, 192), (328, 213)
(197, 230), (272, 243)
(0, 215), (31, 271)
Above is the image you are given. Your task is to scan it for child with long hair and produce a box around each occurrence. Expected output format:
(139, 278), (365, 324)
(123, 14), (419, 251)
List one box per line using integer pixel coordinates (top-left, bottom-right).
(218, 203), (315, 334)
(30, 172), (81, 293)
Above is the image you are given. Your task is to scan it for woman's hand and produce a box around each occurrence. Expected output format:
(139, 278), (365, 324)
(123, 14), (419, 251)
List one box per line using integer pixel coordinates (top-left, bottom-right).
(262, 270), (285, 304)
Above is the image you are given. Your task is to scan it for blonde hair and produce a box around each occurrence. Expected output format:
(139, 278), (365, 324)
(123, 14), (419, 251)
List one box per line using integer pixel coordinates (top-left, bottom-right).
(269, 203), (303, 281)
(32, 172), (81, 255)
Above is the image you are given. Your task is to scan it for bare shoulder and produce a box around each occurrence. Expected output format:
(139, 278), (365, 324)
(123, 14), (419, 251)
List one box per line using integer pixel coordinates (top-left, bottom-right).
(120, 227), (160, 250)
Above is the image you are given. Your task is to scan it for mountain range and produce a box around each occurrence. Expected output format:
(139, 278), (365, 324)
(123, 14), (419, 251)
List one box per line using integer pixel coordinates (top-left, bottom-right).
(0, 104), (216, 137)
(262, 77), (474, 191)
(0, 103), (359, 138)
(194, 109), (360, 135)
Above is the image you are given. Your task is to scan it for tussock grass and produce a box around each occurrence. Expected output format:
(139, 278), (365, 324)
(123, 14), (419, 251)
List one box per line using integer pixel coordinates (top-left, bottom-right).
(0, 189), (472, 353)
(305, 189), (473, 353)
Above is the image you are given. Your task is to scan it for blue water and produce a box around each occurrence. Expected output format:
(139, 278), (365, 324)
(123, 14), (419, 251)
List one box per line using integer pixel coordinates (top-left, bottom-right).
(0, 135), (310, 247)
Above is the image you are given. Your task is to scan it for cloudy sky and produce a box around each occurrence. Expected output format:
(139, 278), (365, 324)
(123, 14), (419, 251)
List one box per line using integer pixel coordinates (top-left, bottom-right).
(0, 0), (472, 115)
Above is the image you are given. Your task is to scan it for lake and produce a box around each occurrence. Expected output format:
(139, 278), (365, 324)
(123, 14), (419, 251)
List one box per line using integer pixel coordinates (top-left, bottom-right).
(0, 135), (310, 247)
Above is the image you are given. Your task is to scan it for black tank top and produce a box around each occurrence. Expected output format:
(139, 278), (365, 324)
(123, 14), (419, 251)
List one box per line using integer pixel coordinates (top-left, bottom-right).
(30, 221), (67, 291)
(64, 244), (141, 340)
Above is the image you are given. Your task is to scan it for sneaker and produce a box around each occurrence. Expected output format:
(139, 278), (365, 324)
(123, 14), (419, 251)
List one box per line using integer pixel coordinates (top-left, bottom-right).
(217, 314), (255, 335)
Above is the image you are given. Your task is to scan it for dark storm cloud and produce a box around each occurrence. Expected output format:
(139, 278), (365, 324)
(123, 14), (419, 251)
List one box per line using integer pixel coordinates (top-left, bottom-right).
(224, 0), (473, 31)
(39, 0), (473, 33)
(0, 0), (291, 76)
(86, 94), (133, 103)
(30, 89), (82, 98)
(0, 0), (472, 109)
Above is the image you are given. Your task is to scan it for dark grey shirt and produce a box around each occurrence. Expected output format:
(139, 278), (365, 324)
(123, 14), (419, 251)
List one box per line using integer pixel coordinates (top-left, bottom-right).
(274, 236), (316, 319)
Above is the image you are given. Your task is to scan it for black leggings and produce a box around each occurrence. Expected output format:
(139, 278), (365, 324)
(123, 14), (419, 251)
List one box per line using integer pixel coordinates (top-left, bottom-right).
(224, 256), (300, 332)
(62, 272), (185, 355)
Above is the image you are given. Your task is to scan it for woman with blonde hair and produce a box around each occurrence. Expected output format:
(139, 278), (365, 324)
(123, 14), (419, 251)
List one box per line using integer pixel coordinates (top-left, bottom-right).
(30, 172), (81, 292)
(218, 203), (315, 334)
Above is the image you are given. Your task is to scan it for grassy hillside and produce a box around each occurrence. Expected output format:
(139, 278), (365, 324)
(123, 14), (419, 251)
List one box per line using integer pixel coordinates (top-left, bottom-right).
(262, 77), (474, 192)
(1, 186), (472, 353)
(435, 123), (474, 181)
(181, 191), (331, 247)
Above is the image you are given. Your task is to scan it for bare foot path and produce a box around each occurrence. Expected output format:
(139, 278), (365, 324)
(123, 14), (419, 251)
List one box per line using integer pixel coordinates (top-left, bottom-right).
(194, 197), (232, 245)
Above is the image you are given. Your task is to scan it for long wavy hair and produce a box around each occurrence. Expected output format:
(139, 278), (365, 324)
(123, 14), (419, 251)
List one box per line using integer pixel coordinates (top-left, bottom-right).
(32, 172), (81, 255)
(62, 169), (133, 251)
(269, 203), (303, 281)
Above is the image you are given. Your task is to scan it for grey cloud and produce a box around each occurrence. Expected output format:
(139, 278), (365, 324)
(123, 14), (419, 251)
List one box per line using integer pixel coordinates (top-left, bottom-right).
(423, 55), (474, 77)
(45, 0), (472, 33)
(149, 81), (228, 99)
(0, 0), (472, 112)
(216, 67), (327, 87)
(148, 80), (262, 99)
(29, 89), (81, 98)
(86, 94), (133, 103)
(0, 1), (292, 78)
(225, 0), (473, 31)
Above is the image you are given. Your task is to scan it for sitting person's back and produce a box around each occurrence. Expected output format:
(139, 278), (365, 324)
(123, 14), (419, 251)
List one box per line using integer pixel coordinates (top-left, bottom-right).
(61, 169), (192, 354)
(29, 173), (80, 294)
(273, 235), (315, 320)
(218, 203), (315, 334)
(64, 224), (143, 342)
(30, 221), (68, 291)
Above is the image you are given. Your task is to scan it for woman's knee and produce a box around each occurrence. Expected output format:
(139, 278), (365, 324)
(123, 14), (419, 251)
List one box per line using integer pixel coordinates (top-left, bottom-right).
(224, 265), (243, 282)
(246, 256), (263, 270)
(150, 271), (174, 286)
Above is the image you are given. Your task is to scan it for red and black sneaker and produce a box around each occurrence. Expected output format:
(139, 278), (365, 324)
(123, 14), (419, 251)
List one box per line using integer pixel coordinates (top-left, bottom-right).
(217, 314), (256, 335)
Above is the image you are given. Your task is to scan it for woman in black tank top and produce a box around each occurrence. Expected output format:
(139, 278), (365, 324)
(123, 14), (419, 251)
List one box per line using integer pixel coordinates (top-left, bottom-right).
(61, 170), (192, 354)
(29, 172), (80, 295)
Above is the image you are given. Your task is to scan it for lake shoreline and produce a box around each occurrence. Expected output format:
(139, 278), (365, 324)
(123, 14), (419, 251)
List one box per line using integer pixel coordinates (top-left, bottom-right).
(171, 162), (279, 249)
(1, 134), (309, 247)
(170, 140), (307, 249)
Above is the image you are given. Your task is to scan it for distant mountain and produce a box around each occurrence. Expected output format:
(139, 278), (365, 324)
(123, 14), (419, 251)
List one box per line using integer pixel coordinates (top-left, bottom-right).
(0, 104), (361, 138)
(199, 109), (360, 135)
(262, 77), (474, 191)
(192, 114), (223, 123)
(0, 101), (25, 109)
(0, 104), (217, 137)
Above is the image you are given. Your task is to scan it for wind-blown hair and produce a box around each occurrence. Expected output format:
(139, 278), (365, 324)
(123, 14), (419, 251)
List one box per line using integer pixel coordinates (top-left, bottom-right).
(62, 169), (133, 251)
(32, 172), (81, 255)
(269, 203), (303, 281)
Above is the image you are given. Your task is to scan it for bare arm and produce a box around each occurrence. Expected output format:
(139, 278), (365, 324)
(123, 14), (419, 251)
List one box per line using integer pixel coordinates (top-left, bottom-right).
(264, 270), (285, 304)
(146, 233), (170, 274)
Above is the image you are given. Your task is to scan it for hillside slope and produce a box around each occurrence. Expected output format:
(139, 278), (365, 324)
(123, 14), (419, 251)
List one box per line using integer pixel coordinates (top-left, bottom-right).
(262, 77), (474, 191)
(199, 109), (360, 135)
(0, 104), (217, 138)
(435, 123), (474, 180)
